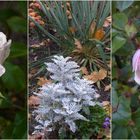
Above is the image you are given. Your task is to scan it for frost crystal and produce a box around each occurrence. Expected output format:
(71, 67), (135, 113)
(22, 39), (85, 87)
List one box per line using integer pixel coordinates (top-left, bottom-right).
(33, 55), (100, 134)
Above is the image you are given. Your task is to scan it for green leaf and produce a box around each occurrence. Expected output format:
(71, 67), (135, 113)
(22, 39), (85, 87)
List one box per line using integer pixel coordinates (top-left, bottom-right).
(2, 62), (26, 91)
(132, 108), (140, 128)
(115, 42), (134, 56)
(17, 1), (27, 18)
(10, 42), (27, 58)
(0, 93), (6, 106)
(112, 29), (119, 37)
(0, 9), (17, 22)
(7, 16), (26, 33)
(0, 93), (5, 99)
(112, 88), (119, 108)
(1, 123), (14, 139)
(112, 36), (126, 53)
(125, 24), (137, 37)
(112, 96), (131, 125)
(12, 112), (27, 139)
(113, 13), (128, 30)
(112, 125), (128, 139)
(116, 1), (134, 12)
(132, 108), (140, 119)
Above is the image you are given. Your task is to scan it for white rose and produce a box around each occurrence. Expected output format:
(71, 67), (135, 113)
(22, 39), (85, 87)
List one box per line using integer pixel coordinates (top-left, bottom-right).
(0, 65), (5, 77)
(0, 32), (12, 77)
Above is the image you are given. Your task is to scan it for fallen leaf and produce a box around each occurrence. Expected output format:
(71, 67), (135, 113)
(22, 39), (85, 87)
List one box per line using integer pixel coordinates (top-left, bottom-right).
(69, 27), (76, 34)
(30, 44), (40, 48)
(37, 77), (52, 86)
(103, 16), (111, 27)
(104, 84), (111, 91)
(30, 40), (50, 48)
(102, 101), (111, 115)
(30, 69), (38, 74)
(29, 133), (43, 140)
(80, 67), (89, 75)
(28, 113), (31, 120)
(98, 69), (107, 80)
(29, 95), (40, 106)
(104, 128), (111, 139)
(94, 28), (105, 40)
(97, 130), (104, 139)
(102, 101), (110, 106)
(84, 69), (107, 83)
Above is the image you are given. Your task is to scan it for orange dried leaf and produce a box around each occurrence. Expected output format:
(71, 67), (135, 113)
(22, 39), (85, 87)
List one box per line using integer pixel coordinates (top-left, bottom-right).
(102, 101), (110, 106)
(94, 28), (105, 40)
(80, 67), (89, 75)
(98, 69), (107, 80)
(29, 95), (40, 106)
(29, 133), (42, 140)
(37, 77), (52, 86)
(29, 12), (37, 17)
(84, 69), (107, 83)
(30, 68), (38, 75)
(104, 84), (111, 91)
(97, 131), (104, 139)
(91, 71), (100, 82)
(69, 27), (76, 34)
(84, 72), (98, 83)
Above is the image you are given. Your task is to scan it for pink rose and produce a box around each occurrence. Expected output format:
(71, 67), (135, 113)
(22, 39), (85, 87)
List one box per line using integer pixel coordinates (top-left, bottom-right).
(132, 49), (140, 85)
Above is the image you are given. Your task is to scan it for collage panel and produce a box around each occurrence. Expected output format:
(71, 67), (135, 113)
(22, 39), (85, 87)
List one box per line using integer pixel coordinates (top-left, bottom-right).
(0, 1), (27, 139)
(0, 1), (139, 140)
(29, 1), (111, 139)
(112, 1), (140, 139)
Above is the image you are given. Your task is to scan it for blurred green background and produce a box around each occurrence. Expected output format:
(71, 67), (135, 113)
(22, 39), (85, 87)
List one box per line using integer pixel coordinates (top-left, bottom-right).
(0, 1), (27, 139)
(112, 1), (140, 139)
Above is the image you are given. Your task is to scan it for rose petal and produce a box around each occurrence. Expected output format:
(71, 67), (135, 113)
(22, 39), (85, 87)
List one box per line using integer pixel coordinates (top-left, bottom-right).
(0, 32), (7, 48)
(0, 39), (12, 64)
(0, 64), (5, 77)
(134, 70), (140, 85)
(132, 49), (140, 71)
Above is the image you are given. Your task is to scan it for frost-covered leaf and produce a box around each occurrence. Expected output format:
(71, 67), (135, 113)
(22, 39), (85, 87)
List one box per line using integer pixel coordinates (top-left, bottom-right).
(83, 100), (96, 106)
(70, 113), (88, 121)
(65, 120), (76, 133)
(34, 125), (44, 130)
(44, 120), (51, 127)
(33, 55), (99, 133)
(45, 55), (80, 82)
(53, 109), (67, 115)
(62, 100), (81, 114)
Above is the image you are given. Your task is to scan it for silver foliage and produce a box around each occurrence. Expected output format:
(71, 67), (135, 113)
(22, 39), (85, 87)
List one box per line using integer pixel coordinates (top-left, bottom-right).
(33, 55), (100, 134)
